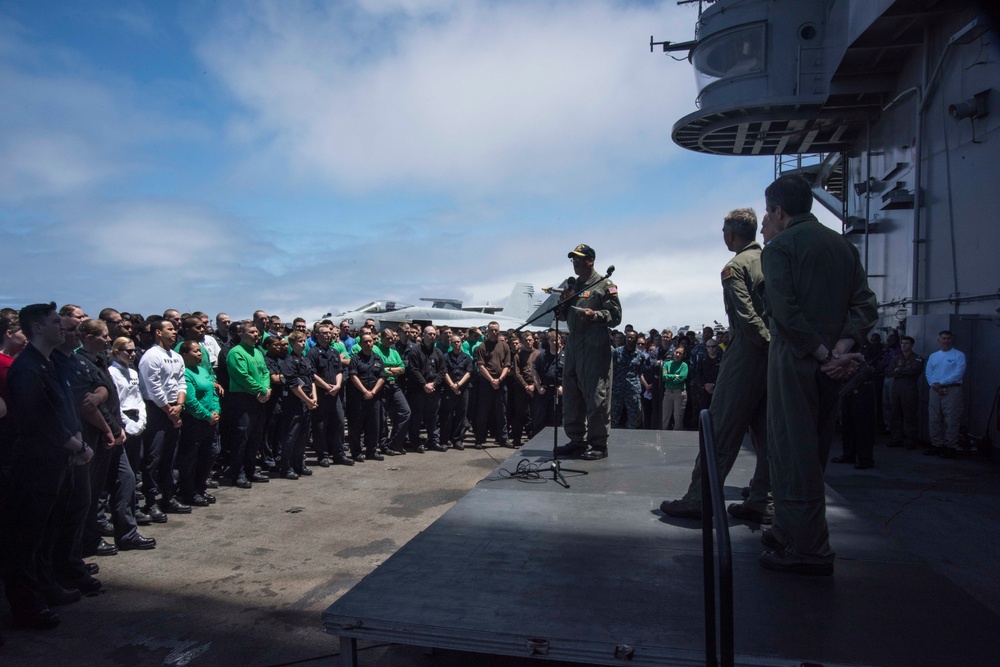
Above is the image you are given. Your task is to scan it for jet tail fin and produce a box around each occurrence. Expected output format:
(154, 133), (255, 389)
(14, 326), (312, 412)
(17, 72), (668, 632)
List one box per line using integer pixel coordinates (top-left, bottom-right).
(501, 283), (539, 320)
(521, 278), (571, 330)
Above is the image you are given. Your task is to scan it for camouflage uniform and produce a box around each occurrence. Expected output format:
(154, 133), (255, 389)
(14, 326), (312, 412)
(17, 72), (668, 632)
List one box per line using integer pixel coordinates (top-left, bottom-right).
(610, 345), (644, 429)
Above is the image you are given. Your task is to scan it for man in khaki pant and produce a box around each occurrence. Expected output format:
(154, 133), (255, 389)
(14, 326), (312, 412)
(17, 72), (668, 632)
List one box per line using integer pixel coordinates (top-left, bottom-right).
(924, 330), (966, 458)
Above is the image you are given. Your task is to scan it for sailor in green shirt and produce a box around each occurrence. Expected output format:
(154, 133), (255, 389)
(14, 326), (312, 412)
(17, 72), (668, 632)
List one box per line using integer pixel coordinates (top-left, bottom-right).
(434, 326), (453, 355)
(374, 328), (410, 455)
(227, 332), (270, 398)
(181, 344), (221, 422)
(461, 327), (483, 359)
(330, 326), (349, 364)
(178, 341), (220, 506)
(175, 316), (221, 395)
(348, 325), (375, 358)
(660, 347), (688, 430)
(225, 323), (272, 488)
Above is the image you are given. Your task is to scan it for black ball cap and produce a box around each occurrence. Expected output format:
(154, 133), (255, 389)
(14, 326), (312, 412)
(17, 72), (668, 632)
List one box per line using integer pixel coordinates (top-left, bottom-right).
(568, 244), (595, 260)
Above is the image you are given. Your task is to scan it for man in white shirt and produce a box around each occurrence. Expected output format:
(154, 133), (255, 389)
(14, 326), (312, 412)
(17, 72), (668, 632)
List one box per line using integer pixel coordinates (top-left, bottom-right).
(196, 312), (221, 368)
(109, 339), (149, 524)
(138, 319), (188, 519)
(924, 330), (967, 458)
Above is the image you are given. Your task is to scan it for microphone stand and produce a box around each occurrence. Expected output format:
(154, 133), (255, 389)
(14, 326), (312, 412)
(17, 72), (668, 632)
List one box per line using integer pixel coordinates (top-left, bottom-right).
(525, 311), (582, 487)
(515, 266), (614, 488)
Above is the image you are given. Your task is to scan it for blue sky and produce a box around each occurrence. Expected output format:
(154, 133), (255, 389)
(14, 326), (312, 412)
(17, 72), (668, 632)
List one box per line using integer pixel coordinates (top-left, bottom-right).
(0, 0), (828, 332)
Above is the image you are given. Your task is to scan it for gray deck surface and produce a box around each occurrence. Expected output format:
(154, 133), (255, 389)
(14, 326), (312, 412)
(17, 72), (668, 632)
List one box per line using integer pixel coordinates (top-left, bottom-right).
(322, 428), (1000, 667)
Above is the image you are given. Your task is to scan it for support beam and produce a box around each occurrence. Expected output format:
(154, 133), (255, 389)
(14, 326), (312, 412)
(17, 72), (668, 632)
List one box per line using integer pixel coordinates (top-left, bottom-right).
(812, 186), (844, 221)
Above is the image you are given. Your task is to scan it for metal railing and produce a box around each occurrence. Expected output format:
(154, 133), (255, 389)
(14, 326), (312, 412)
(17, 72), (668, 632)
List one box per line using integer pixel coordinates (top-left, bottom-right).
(698, 408), (734, 667)
(775, 152), (847, 222)
(775, 153), (825, 179)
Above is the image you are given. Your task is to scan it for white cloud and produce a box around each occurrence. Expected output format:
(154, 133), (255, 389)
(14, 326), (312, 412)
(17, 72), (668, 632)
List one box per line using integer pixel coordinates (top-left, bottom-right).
(87, 203), (244, 270)
(197, 0), (698, 196)
(447, 154), (785, 332)
(1, 197), (279, 316)
(0, 0), (826, 336)
(105, 5), (157, 36)
(0, 134), (117, 200)
(356, 0), (461, 16)
(0, 57), (131, 201)
(0, 17), (202, 202)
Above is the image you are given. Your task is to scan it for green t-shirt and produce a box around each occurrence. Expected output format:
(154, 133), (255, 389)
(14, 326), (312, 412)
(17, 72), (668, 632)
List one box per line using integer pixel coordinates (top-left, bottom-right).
(183, 365), (220, 421)
(373, 343), (404, 382)
(227, 342), (270, 395)
(662, 360), (688, 390)
(461, 340), (482, 359)
(174, 341), (215, 381)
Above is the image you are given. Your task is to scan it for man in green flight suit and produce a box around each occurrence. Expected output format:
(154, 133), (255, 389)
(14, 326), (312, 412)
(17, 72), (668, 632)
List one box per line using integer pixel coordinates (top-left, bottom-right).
(554, 244), (622, 460)
(759, 175), (877, 576)
(660, 208), (772, 522)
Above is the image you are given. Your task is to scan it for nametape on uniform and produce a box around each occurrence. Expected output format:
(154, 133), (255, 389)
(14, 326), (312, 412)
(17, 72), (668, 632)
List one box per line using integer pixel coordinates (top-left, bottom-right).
(721, 267), (733, 281)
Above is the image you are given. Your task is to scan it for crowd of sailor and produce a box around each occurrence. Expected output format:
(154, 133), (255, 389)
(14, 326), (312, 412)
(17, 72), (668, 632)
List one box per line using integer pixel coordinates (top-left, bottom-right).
(0, 302), (714, 632)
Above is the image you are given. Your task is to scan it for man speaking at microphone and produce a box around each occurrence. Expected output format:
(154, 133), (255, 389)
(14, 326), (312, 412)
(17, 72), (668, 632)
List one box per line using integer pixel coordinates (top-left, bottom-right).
(554, 244), (622, 460)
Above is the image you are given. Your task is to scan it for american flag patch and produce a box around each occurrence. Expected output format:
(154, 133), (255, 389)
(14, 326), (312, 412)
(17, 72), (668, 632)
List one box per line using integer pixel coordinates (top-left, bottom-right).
(721, 267), (733, 281)
(608, 285), (618, 295)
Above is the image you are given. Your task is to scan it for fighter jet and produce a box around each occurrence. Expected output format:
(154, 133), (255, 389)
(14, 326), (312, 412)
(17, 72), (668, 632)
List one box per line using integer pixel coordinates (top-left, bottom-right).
(323, 300), (414, 329)
(330, 282), (563, 332)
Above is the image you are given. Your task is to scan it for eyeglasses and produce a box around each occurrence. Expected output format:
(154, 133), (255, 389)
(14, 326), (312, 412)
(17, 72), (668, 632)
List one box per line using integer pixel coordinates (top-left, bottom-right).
(119, 349), (136, 355)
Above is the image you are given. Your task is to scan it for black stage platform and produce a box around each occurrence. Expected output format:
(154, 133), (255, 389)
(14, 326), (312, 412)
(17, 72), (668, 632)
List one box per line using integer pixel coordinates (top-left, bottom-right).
(322, 429), (999, 666)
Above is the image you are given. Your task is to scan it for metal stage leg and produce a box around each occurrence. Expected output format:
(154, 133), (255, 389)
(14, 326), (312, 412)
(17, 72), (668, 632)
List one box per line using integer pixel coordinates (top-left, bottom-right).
(340, 635), (357, 667)
(699, 408), (734, 667)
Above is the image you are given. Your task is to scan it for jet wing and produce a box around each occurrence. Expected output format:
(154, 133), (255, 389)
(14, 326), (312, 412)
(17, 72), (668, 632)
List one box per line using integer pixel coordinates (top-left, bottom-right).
(379, 309), (551, 332)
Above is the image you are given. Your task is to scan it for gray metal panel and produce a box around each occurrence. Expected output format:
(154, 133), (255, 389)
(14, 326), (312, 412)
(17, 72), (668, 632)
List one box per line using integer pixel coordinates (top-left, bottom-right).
(836, 3), (999, 444)
(322, 429), (1000, 666)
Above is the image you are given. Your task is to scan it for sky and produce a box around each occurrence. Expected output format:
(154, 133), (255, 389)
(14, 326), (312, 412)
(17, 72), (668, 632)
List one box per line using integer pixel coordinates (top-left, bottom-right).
(0, 0), (837, 333)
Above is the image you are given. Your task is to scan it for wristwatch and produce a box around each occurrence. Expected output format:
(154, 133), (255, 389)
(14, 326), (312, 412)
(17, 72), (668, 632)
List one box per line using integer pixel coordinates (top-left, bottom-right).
(821, 350), (833, 364)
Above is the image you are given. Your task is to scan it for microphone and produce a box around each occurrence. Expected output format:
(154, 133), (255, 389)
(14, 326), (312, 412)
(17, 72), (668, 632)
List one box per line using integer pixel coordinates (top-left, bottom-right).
(542, 276), (577, 294)
(606, 265), (615, 277)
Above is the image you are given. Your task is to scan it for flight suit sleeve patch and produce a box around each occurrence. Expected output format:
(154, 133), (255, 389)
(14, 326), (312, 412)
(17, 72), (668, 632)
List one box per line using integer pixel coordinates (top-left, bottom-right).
(608, 285), (618, 295)
(721, 267), (733, 282)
